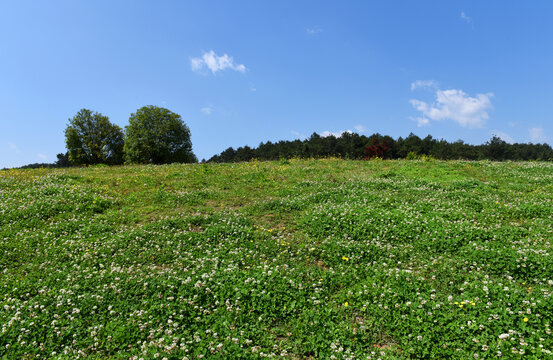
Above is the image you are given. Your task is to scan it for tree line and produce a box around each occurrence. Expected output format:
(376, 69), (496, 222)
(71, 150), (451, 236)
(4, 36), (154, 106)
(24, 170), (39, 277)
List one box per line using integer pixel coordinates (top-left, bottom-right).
(24, 105), (196, 169)
(12, 120), (553, 170)
(208, 132), (553, 162)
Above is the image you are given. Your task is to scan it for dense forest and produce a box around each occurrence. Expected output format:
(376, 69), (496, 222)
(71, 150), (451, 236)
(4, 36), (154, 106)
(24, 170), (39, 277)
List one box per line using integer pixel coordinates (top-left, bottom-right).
(208, 132), (553, 162)
(10, 132), (553, 170)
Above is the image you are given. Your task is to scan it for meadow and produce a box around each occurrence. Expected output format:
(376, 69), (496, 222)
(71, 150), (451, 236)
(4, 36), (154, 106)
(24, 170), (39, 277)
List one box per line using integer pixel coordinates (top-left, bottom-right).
(1, 159), (552, 359)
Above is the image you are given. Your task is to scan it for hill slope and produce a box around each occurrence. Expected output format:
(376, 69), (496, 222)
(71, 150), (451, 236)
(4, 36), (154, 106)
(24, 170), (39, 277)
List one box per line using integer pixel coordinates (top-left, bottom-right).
(1, 159), (552, 358)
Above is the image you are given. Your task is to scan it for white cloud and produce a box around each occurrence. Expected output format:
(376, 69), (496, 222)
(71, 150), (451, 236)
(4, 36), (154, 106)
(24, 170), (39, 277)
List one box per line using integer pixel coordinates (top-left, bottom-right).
(190, 50), (246, 74)
(8, 142), (20, 153)
(460, 11), (474, 27)
(250, 84), (257, 92)
(529, 127), (546, 143)
(321, 130), (353, 138)
(410, 80), (438, 91)
(200, 106), (213, 115)
(412, 117), (430, 127)
(492, 131), (515, 144)
(307, 26), (323, 35)
(410, 88), (493, 128)
(353, 125), (368, 133)
(38, 153), (47, 161)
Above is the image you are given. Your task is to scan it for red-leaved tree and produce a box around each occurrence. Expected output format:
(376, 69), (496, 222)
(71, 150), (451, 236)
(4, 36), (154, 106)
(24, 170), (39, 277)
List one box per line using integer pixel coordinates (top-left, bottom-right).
(364, 138), (390, 159)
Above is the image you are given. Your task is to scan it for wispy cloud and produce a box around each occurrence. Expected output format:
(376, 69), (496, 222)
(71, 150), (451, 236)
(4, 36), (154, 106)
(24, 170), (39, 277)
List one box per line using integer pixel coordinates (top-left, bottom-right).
(410, 87), (493, 128)
(250, 83), (257, 92)
(412, 117), (430, 127)
(190, 50), (246, 74)
(200, 106), (213, 115)
(8, 142), (20, 154)
(307, 26), (323, 35)
(321, 130), (353, 138)
(411, 80), (438, 91)
(291, 131), (306, 140)
(38, 153), (47, 161)
(529, 127), (546, 143)
(460, 11), (474, 28)
(492, 131), (515, 144)
(354, 125), (368, 133)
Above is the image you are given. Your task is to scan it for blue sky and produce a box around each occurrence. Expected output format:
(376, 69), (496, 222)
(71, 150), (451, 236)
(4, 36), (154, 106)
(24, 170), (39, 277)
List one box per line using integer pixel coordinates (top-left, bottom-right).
(1, 1), (552, 167)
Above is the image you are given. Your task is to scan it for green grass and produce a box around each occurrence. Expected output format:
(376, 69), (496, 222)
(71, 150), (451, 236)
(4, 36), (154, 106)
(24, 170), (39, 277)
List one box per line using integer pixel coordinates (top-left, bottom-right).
(1, 159), (552, 359)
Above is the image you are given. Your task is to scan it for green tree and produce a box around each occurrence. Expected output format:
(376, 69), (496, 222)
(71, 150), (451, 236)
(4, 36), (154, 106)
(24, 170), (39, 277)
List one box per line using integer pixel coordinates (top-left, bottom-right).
(65, 109), (124, 165)
(486, 136), (511, 161)
(55, 152), (72, 167)
(124, 106), (196, 164)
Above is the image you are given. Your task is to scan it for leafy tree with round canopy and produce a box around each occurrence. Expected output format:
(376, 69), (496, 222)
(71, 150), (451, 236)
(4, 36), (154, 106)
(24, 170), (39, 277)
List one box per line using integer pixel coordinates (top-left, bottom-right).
(65, 109), (124, 165)
(124, 106), (197, 164)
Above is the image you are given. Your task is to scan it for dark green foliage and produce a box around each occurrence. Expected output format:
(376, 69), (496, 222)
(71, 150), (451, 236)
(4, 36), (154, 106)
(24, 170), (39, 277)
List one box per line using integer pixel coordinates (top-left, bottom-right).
(209, 132), (553, 162)
(55, 152), (72, 167)
(486, 136), (512, 160)
(65, 109), (124, 165)
(124, 105), (197, 164)
(14, 162), (57, 169)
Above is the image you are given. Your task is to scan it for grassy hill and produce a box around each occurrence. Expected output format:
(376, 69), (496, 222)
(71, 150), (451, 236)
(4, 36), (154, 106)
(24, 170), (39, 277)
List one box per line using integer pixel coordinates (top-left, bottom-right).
(1, 159), (552, 359)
